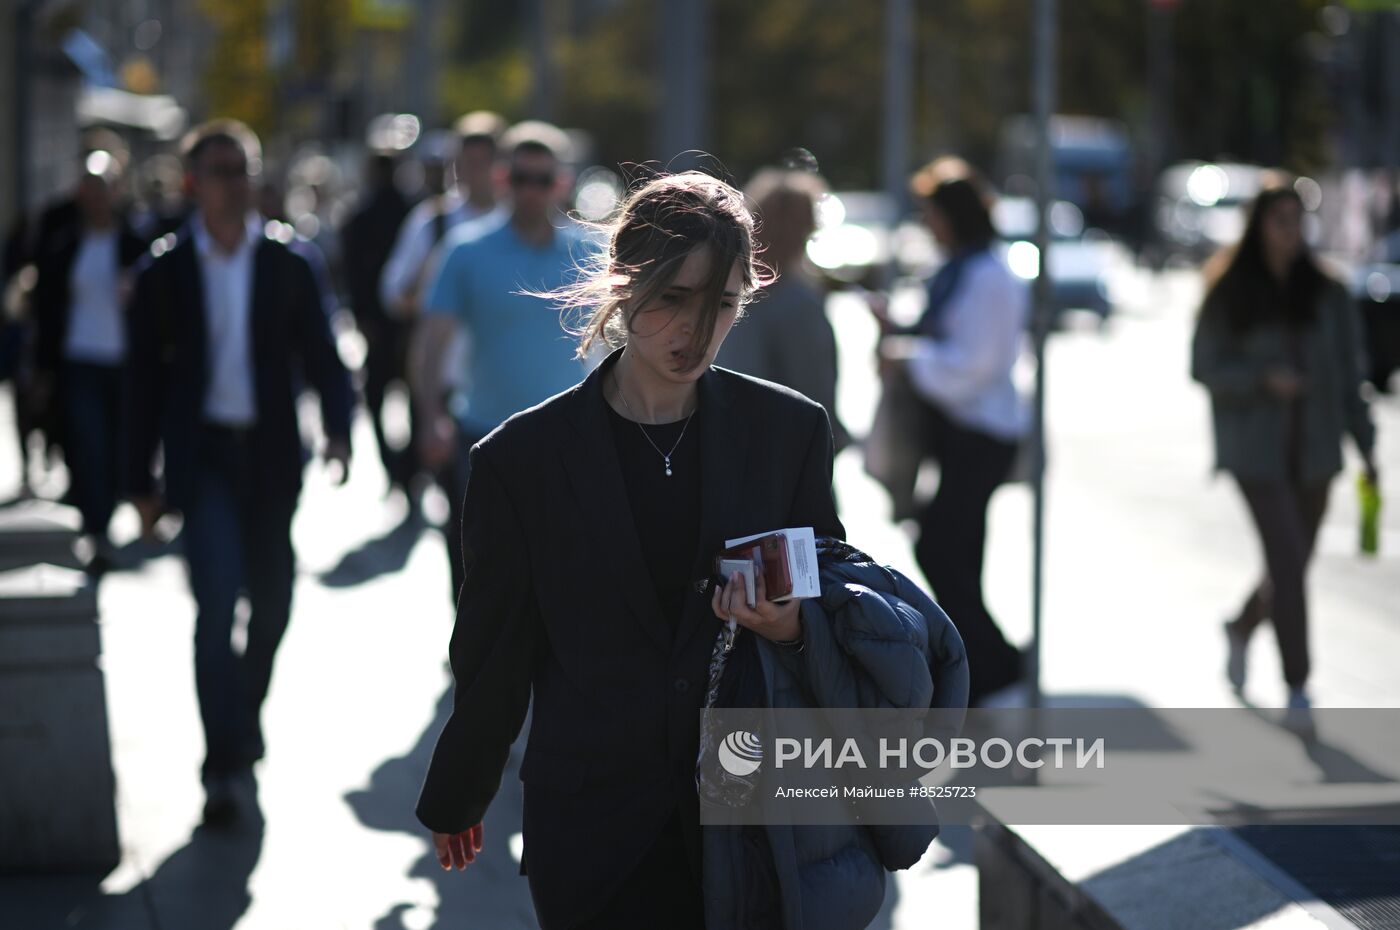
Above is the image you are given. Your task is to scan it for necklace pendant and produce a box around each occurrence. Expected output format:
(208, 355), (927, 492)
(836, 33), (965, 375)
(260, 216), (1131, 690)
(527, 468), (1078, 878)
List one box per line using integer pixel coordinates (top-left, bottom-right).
(664, 456), (673, 477)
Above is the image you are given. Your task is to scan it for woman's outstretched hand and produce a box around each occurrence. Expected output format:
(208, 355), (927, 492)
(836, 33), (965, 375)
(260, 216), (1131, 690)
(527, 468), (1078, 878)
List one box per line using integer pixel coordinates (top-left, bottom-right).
(432, 823), (484, 871)
(712, 569), (802, 643)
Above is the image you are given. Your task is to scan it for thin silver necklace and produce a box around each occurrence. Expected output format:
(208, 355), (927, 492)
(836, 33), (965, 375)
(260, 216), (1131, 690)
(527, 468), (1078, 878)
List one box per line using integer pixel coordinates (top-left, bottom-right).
(612, 374), (696, 478)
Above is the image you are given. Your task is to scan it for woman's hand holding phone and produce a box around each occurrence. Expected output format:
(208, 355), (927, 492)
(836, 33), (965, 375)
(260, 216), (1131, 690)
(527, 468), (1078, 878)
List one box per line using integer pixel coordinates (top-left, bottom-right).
(711, 568), (801, 644)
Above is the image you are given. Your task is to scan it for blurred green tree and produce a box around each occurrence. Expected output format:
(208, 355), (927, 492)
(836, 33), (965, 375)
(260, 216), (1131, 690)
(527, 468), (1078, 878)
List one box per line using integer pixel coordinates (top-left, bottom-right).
(199, 0), (275, 136)
(402, 0), (1343, 187)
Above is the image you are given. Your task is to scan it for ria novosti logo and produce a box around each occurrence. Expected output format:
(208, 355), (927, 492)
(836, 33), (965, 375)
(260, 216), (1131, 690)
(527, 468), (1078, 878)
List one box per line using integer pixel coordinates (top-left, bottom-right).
(718, 731), (763, 777)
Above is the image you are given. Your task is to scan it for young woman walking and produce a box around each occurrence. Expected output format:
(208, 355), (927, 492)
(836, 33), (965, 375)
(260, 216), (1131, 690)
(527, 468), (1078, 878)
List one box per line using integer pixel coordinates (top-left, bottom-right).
(415, 170), (845, 929)
(1192, 177), (1378, 729)
(874, 160), (1030, 705)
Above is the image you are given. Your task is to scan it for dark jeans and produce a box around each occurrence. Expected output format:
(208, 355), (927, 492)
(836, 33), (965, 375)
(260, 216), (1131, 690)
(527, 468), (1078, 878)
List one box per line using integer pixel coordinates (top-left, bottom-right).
(1230, 479), (1330, 689)
(63, 360), (124, 539)
(914, 406), (1023, 703)
(442, 422), (490, 606)
(182, 426), (298, 781)
(573, 805), (706, 930)
(361, 316), (420, 489)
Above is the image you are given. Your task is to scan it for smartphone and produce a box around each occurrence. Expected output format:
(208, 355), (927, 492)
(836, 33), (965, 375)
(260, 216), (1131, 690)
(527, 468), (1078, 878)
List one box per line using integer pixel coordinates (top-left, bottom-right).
(717, 557), (758, 608)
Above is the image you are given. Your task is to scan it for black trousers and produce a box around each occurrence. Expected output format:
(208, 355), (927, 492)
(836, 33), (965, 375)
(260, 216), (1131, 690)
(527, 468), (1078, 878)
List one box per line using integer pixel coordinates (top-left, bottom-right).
(1230, 478), (1330, 689)
(572, 805), (706, 930)
(183, 427), (297, 780)
(914, 405), (1023, 703)
(361, 315), (420, 489)
(62, 360), (123, 540)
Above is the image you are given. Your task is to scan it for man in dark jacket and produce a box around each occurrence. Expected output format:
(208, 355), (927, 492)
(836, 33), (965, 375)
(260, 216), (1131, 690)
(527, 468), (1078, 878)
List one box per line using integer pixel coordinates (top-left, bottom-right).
(126, 119), (354, 826)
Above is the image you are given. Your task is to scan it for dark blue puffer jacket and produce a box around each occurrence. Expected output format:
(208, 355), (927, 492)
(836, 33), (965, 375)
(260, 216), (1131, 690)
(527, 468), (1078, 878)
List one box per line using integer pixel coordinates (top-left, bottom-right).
(701, 539), (970, 930)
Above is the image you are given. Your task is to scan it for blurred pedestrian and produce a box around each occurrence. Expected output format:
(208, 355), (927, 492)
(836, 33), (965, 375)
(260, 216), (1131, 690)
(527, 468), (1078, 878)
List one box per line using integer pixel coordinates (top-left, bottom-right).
(29, 150), (147, 570)
(379, 111), (507, 319)
(409, 120), (589, 604)
(258, 175), (338, 320)
(28, 128), (131, 263)
(1192, 176), (1378, 731)
(10, 128), (132, 484)
(130, 152), (190, 242)
(125, 119), (354, 826)
(416, 170), (843, 929)
(716, 166), (849, 452)
(341, 150), (416, 496)
(874, 159), (1030, 705)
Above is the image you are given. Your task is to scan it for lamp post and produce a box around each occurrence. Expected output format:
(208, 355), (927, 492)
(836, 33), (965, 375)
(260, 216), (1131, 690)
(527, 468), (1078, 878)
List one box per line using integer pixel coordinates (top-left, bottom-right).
(1028, 0), (1058, 711)
(881, 0), (914, 277)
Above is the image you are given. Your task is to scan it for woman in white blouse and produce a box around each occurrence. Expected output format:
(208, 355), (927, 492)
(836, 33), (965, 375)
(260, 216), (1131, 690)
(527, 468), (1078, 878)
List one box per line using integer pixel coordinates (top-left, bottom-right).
(31, 154), (147, 569)
(877, 159), (1030, 705)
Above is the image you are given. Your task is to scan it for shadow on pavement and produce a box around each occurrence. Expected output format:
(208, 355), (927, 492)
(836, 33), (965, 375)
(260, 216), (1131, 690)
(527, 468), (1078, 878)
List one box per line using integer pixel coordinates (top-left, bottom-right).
(1235, 695), (1397, 784)
(110, 530), (183, 572)
(346, 688), (538, 929)
(0, 783), (264, 930)
(317, 510), (426, 589)
(130, 795), (265, 930)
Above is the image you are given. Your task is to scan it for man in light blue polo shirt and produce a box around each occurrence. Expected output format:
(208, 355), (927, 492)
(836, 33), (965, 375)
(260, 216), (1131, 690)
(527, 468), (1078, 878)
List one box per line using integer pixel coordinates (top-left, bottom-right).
(410, 120), (588, 601)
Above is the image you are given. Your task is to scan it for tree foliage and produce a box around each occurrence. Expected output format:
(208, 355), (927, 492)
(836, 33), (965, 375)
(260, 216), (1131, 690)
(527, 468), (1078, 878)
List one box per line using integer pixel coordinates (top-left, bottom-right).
(195, 0), (1348, 186)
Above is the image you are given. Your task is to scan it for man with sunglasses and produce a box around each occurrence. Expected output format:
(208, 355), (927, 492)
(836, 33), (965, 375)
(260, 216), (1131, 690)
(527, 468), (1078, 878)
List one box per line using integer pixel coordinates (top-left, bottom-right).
(410, 120), (591, 604)
(125, 119), (354, 826)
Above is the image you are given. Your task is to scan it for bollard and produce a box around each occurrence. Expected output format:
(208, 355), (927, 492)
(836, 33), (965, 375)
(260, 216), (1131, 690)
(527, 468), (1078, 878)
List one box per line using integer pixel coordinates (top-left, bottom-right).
(0, 562), (119, 871)
(0, 500), (83, 572)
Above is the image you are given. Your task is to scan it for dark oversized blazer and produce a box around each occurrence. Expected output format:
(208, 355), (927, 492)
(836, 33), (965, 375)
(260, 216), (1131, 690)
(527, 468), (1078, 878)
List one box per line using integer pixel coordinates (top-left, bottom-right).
(416, 347), (845, 930)
(124, 225), (354, 510)
(31, 215), (148, 373)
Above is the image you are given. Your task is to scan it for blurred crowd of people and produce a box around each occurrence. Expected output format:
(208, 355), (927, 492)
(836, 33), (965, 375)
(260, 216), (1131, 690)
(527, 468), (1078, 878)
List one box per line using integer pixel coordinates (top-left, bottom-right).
(0, 112), (853, 827)
(0, 108), (1380, 831)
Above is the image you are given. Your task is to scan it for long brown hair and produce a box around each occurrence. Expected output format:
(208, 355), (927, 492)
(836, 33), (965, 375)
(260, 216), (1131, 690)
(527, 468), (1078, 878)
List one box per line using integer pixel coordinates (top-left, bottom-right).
(552, 171), (768, 369)
(909, 156), (997, 252)
(1201, 177), (1328, 332)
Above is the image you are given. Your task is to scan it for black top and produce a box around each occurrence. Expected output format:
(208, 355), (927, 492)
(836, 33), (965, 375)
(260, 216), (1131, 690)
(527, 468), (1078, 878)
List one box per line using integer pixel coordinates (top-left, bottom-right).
(607, 401), (703, 629)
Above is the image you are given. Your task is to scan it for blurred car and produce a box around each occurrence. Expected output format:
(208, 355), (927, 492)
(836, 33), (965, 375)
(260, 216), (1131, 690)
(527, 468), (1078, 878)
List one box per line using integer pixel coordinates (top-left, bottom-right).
(1350, 229), (1400, 392)
(994, 196), (1114, 319)
(809, 190), (1117, 321)
(1151, 161), (1266, 266)
(805, 191), (899, 285)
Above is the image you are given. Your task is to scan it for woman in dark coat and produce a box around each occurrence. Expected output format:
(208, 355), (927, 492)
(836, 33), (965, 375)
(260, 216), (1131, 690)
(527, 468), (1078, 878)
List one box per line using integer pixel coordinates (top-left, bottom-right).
(1192, 177), (1378, 731)
(416, 171), (845, 929)
(31, 155), (147, 563)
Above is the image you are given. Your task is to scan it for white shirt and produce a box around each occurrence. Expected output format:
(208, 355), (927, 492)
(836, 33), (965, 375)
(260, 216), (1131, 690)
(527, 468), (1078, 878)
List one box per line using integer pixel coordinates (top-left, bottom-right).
(192, 212), (262, 426)
(64, 230), (126, 364)
(905, 249), (1031, 441)
(378, 191), (503, 315)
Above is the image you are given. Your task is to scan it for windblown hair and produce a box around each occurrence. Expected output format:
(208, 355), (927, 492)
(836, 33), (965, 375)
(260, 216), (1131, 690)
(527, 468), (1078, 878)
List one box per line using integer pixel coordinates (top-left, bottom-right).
(556, 170), (769, 368)
(1201, 174), (1328, 333)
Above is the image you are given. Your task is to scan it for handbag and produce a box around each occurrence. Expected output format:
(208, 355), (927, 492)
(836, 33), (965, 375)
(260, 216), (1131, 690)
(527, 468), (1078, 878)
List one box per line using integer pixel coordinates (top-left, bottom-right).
(863, 364), (925, 522)
(695, 620), (763, 810)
